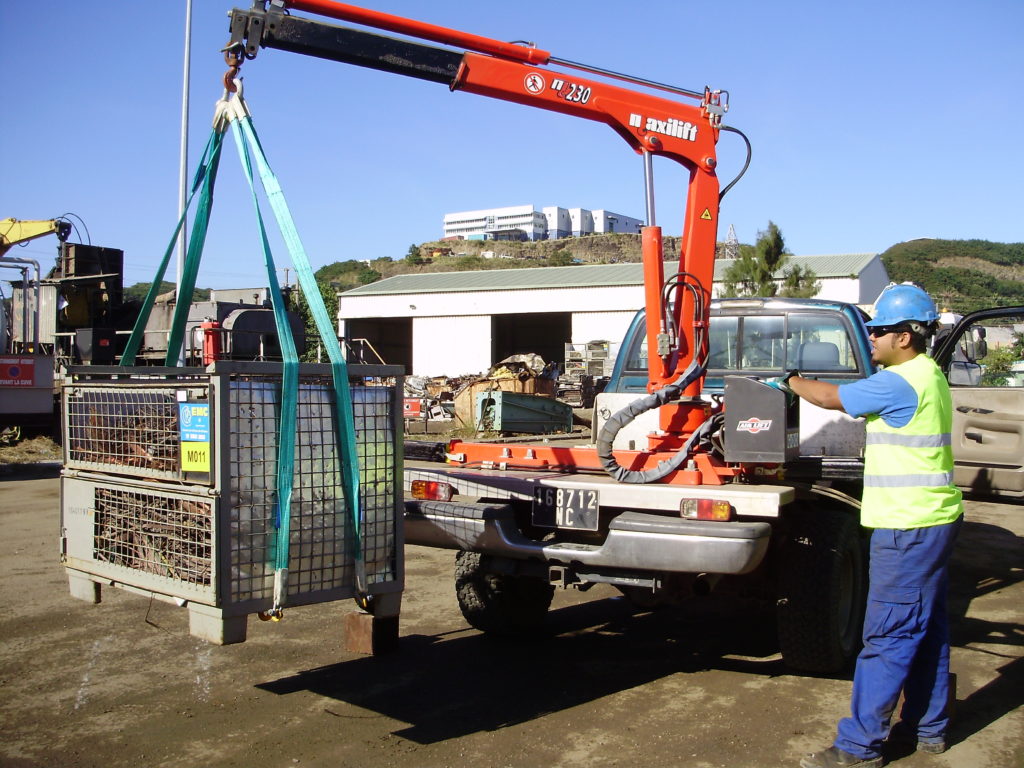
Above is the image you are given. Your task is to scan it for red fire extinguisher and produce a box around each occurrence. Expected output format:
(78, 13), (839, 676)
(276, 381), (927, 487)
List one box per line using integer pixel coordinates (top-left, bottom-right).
(201, 320), (222, 365)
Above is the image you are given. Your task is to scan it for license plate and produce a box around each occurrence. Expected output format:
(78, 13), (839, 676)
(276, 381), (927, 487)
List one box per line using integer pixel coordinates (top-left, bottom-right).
(532, 487), (599, 531)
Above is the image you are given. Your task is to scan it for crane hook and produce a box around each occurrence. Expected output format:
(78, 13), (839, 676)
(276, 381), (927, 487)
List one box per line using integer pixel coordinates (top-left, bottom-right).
(222, 42), (245, 93)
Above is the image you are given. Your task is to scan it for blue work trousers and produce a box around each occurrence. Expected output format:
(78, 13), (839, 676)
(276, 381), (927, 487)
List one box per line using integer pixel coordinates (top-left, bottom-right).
(834, 516), (963, 759)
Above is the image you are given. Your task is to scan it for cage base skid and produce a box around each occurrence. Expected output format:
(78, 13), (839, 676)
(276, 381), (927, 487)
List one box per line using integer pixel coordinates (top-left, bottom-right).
(65, 567), (403, 645)
(344, 610), (399, 655)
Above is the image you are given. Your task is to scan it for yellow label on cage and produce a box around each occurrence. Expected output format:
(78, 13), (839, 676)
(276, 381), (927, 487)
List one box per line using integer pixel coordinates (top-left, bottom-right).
(181, 441), (210, 472)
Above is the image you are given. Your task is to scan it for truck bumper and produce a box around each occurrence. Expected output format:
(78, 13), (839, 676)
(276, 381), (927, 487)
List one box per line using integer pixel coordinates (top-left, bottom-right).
(405, 500), (772, 575)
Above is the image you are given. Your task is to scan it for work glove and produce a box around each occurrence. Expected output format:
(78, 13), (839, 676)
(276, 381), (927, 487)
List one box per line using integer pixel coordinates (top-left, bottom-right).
(763, 370), (799, 396)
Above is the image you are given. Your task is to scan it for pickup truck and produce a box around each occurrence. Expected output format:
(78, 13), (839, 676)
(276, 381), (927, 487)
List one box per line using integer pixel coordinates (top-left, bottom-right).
(403, 299), (1024, 673)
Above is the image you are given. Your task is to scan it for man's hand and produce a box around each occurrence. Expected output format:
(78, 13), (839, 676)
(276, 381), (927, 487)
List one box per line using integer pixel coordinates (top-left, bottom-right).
(764, 370), (799, 395)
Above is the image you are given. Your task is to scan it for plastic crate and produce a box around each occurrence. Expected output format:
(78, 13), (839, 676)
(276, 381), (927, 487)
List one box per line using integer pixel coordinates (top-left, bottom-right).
(60, 361), (404, 643)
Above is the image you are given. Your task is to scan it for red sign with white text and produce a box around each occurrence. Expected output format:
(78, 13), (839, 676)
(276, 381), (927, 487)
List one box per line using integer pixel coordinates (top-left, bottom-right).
(0, 358), (36, 387)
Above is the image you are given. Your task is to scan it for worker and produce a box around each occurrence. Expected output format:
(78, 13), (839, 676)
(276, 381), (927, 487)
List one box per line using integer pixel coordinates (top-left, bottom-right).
(769, 283), (964, 768)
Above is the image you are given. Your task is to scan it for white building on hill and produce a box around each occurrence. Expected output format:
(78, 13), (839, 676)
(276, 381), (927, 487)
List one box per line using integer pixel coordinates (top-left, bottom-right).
(442, 204), (643, 241)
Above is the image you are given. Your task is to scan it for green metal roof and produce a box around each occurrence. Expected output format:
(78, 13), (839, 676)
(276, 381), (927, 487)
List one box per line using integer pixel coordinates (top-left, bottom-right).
(341, 254), (878, 296)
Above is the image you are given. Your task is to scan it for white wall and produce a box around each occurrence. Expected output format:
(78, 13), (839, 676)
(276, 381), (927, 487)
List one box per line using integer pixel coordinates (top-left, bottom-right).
(813, 277), (861, 304)
(339, 285), (645, 320)
(572, 310), (636, 346)
(412, 315), (492, 376)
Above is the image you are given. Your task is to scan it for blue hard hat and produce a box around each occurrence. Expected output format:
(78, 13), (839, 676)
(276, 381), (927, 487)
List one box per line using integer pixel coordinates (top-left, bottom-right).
(867, 283), (939, 327)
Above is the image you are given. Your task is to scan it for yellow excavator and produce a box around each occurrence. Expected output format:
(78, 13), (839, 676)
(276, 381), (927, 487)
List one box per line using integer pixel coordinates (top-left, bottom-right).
(1, 217), (71, 442)
(0, 217), (71, 257)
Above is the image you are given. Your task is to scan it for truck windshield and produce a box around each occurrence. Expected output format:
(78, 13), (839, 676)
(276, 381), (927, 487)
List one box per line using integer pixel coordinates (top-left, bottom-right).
(708, 312), (859, 373)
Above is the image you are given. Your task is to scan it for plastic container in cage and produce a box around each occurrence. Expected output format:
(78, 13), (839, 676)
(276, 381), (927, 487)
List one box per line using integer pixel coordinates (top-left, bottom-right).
(59, 361), (404, 644)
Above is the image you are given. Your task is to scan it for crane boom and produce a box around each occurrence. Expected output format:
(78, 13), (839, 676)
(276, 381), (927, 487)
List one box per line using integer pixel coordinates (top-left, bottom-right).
(0, 218), (71, 258)
(226, 0), (740, 482)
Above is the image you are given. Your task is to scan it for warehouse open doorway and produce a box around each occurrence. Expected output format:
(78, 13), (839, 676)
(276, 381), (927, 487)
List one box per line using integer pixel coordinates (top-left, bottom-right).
(491, 312), (571, 369)
(344, 317), (412, 371)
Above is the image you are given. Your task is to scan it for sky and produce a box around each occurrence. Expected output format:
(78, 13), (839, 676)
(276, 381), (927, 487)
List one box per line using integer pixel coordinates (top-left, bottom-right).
(2, 1), (1022, 292)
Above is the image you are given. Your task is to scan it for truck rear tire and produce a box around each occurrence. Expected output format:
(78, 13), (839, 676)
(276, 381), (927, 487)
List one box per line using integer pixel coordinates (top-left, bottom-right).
(454, 551), (554, 636)
(777, 508), (866, 673)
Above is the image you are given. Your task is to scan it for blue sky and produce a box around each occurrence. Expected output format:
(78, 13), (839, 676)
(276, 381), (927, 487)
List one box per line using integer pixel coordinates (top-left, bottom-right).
(2, 1), (1021, 291)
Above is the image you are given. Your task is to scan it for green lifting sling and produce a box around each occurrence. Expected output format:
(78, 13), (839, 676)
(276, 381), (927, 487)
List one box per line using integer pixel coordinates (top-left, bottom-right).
(120, 85), (366, 614)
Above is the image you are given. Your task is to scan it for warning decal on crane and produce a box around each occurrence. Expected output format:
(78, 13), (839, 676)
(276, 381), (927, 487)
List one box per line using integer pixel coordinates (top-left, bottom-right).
(701, 208), (713, 220)
(524, 73), (546, 94)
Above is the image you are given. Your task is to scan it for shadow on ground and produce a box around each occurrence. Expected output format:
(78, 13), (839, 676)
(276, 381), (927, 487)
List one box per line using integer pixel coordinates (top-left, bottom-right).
(258, 593), (785, 744)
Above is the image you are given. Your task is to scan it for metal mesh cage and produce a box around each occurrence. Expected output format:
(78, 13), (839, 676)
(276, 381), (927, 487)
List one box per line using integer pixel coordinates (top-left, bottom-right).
(62, 363), (402, 611)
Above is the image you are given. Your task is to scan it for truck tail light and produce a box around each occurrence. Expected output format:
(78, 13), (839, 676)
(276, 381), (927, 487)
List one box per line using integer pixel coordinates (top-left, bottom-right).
(679, 498), (733, 521)
(410, 480), (455, 501)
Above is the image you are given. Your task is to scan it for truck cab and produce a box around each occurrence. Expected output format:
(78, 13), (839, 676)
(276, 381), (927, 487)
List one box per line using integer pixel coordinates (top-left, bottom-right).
(597, 297), (876, 465)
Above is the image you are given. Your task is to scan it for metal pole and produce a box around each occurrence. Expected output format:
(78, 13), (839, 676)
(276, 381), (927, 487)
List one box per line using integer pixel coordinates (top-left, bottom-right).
(177, 0), (193, 366)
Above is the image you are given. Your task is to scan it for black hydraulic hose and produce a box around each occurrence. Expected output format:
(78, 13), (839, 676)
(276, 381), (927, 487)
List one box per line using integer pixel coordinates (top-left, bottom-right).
(595, 357), (705, 483)
(718, 125), (751, 202)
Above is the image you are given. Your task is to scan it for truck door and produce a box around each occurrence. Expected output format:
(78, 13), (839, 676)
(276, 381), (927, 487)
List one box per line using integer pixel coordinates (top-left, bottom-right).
(934, 306), (1024, 498)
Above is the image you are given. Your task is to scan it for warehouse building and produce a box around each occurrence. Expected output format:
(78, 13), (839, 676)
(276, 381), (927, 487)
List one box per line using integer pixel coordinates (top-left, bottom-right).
(338, 253), (888, 376)
(442, 204), (644, 241)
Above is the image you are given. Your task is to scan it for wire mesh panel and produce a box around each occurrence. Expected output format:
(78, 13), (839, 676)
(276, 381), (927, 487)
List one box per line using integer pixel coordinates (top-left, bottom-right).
(62, 476), (217, 602)
(64, 382), (209, 481)
(93, 486), (213, 585)
(353, 384), (399, 586)
(226, 373), (400, 603)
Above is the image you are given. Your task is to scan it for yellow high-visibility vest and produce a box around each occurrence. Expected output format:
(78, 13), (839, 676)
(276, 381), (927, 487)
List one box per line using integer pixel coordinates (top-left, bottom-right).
(861, 354), (963, 529)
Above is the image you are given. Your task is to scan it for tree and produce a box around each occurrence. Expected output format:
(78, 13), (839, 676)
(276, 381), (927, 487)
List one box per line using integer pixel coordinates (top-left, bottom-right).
(779, 263), (822, 298)
(719, 221), (819, 298)
(295, 279), (340, 363)
(404, 243), (423, 265)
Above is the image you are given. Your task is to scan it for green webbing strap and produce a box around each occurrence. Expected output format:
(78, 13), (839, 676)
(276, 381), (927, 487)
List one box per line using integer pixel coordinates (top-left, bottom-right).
(121, 132), (224, 366)
(230, 119), (299, 591)
(233, 112), (367, 594)
(163, 133), (225, 366)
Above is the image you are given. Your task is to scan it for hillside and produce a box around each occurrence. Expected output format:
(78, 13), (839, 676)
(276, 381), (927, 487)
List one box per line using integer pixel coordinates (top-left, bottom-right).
(879, 239), (1024, 313)
(315, 233), (683, 289)
(315, 234), (1023, 314)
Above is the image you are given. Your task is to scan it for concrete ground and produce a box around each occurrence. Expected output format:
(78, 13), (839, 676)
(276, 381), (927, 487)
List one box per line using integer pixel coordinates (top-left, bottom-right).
(0, 465), (1021, 768)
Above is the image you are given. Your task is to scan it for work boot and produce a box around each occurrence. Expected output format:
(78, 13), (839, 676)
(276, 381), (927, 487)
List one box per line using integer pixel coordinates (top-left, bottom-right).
(887, 721), (946, 754)
(799, 746), (884, 768)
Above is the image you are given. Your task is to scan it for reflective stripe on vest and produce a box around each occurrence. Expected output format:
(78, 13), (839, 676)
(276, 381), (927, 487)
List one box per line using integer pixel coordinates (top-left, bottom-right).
(865, 432), (951, 448)
(860, 354), (963, 529)
(863, 471), (954, 487)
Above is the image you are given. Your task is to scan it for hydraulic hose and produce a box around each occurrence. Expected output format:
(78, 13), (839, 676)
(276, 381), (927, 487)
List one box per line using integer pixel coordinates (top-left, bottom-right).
(595, 357), (705, 483)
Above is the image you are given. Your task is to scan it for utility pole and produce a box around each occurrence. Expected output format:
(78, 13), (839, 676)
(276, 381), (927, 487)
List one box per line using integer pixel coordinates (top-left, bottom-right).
(176, 0), (193, 366)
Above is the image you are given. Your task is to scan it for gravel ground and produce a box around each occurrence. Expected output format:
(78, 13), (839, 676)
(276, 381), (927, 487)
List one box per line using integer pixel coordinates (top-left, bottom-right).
(0, 469), (1020, 768)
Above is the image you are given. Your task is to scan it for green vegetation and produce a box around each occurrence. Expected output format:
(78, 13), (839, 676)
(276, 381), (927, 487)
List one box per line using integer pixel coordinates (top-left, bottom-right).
(719, 221), (820, 298)
(881, 239), (1024, 313)
(293, 279), (340, 363)
(314, 260), (382, 289)
(123, 281), (210, 302)
(979, 331), (1024, 387)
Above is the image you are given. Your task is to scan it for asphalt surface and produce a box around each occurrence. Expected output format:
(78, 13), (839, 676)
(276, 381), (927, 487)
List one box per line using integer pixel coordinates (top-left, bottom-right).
(0, 465), (1021, 768)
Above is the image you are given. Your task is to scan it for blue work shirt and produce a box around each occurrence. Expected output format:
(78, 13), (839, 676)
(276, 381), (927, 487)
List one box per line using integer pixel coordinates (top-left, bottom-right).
(838, 370), (919, 428)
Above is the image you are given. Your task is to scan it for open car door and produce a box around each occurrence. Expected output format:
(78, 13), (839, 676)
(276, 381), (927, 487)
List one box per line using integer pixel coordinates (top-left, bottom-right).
(933, 305), (1024, 498)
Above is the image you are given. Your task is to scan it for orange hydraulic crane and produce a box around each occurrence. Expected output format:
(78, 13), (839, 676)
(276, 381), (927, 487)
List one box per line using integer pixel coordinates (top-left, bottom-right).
(227, 1), (749, 484)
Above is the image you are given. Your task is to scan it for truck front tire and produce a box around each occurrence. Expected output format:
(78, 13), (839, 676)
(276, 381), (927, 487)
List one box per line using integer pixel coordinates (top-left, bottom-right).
(454, 551), (554, 636)
(777, 508), (866, 673)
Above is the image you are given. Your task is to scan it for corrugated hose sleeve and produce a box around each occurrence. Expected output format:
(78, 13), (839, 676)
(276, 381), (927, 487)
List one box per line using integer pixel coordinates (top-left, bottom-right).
(595, 360), (704, 483)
